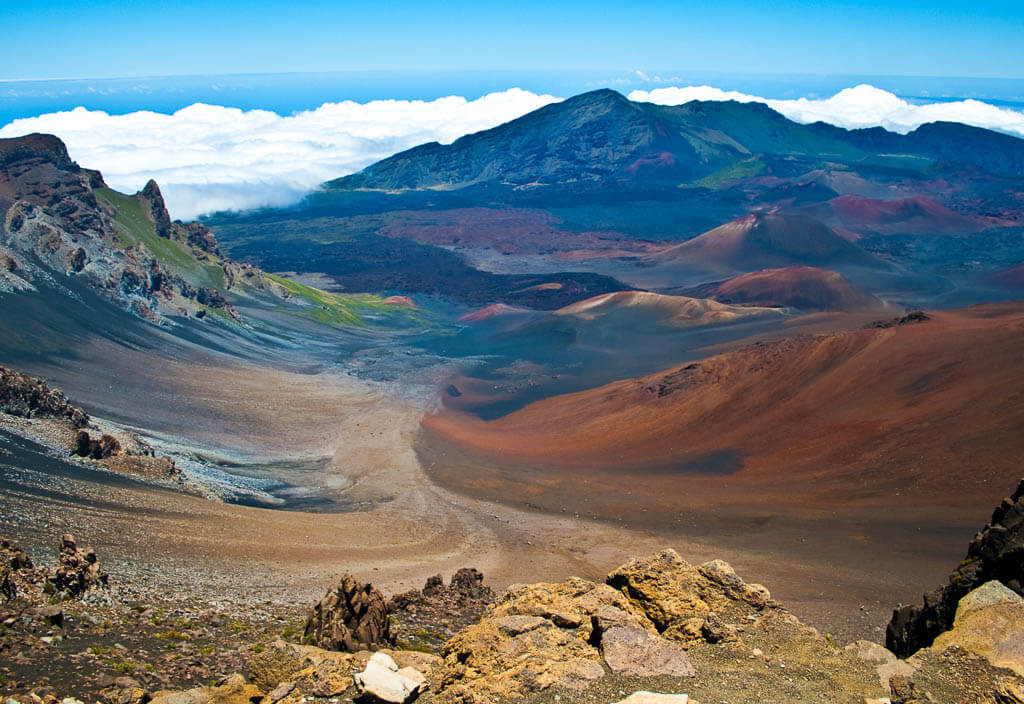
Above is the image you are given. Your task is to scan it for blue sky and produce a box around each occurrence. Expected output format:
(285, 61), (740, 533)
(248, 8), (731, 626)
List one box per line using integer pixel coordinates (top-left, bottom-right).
(2, 0), (1023, 80)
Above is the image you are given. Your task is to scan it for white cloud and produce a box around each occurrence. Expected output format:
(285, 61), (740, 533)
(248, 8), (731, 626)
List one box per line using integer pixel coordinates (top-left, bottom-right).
(629, 83), (1024, 139)
(3, 84), (1022, 220)
(0, 89), (559, 219)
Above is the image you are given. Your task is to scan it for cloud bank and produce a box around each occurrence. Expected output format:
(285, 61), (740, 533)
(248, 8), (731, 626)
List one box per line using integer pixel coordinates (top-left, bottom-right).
(2, 84), (1022, 220)
(0, 89), (559, 219)
(629, 84), (1024, 139)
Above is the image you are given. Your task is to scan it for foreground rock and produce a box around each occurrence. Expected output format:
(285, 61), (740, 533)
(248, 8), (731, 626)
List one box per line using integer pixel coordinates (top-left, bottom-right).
(354, 651), (427, 703)
(1, 534), (108, 604)
(435, 550), (831, 703)
(614, 694), (690, 704)
(50, 533), (109, 598)
(887, 478), (1024, 656)
(927, 581), (1024, 677)
(247, 639), (440, 704)
(303, 575), (391, 652)
(148, 673), (264, 704)
(388, 567), (495, 652)
(5, 545), (1024, 704)
(1, 537), (35, 600)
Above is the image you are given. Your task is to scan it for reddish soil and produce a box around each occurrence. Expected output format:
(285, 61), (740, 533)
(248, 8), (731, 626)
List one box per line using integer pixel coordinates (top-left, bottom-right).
(421, 302), (1024, 513)
(416, 303), (1024, 639)
(704, 266), (885, 312)
(652, 213), (881, 273)
(457, 303), (534, 323)
(819, 195), (988, 236)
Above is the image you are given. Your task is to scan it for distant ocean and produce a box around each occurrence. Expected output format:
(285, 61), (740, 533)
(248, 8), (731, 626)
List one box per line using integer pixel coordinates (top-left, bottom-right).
(4, 70), (1024, 125)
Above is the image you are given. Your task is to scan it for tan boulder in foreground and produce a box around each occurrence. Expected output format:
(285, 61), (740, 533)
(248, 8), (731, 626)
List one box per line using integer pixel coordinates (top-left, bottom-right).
(435, 550), (779, 703)
(927, 580), (1024, 677)
(614, 693), (690, 704)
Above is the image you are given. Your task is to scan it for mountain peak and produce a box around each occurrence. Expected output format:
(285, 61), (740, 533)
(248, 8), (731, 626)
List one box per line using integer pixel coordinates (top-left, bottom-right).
(655, 211), (884, 273)
(0, 133), (76, 170)
(328, 89), (1024, 193)
(561, 87), (629, 106)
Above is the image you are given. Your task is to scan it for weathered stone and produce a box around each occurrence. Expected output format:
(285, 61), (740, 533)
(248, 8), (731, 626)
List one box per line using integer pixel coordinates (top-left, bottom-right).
(437, 578), (633, 702)
(48, 534), (108, 597)
(887, 479), (1024, 656)
(303, 575), (390, 652)
(494, 615), (550, 636)
(1, 538), (34, 570)
(888, 674), (924, 704)
(396, 667), (427, 691)
(116, 687), (150, 704)
(388, 567), (494, 651)
(606, 549), (766, 646)
(845, 640), (916, 689)
(743, 583), (772, 608)
(607, 550), (709, 632)
(149, 674), (262, 704)
(0, 366), (88, 427)
(266, 682), (294, 703)
(700, 611), (739, 644)
(613, 693), (689, 704)
(36, 604), (64, 628)
(354, 652), (423, 703)
(74, 431), (122, 459)
(925, 581), (1024, 677)
(600, 625), (694, 677)
(247, 639), (360, 698)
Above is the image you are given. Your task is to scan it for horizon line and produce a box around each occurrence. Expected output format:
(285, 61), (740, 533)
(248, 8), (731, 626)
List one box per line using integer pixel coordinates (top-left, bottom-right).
(5, 69), (1024, 85)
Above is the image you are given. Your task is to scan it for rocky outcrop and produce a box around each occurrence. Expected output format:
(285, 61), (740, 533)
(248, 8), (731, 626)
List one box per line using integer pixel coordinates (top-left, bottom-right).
(1, 537), (34, 572)
(606, 552), (771, 643)
(0, 133), (76, 171)
(0, 133), (241, 323)
(49, 534), (108, 598)
(438, 578), (623, 703)
(0, 133), (368, 328)
(7, 546), (1024, 704)
(182, 221), (221, 256)
(247, 639), (440, 704)
(867, 311), (930, 328)
(887, 478), (1024, 656)
(3, 534), (108, 607)
(0, 365), (89, 427)
(388, 568), (495, 651)
(74, 430), (122, 459)
(147, 673), (264, 704)
(303, 576), (391, 652)
(927, 581), (1024, 677)
(435, 550), (780, 703)
(140, 180), (173, 240)
(1, 538), (35, 600)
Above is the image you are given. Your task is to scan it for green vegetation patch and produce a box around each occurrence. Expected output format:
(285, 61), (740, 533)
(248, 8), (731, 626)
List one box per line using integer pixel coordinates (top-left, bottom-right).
(689, 158), (766, 189)
(155, 630), (192, 641)
(265, 273), (419, 328)
(94, 187), (226, 290)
